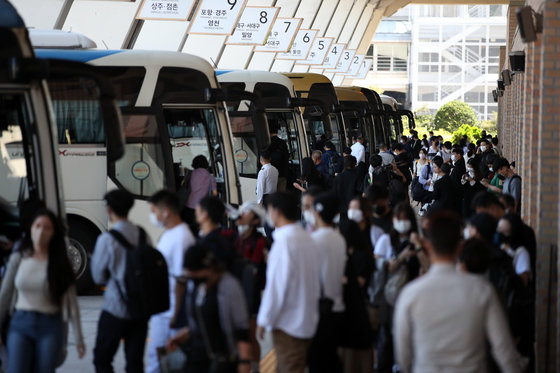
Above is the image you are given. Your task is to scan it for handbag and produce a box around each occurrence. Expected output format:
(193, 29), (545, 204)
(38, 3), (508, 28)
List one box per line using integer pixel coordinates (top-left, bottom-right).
(384, 266), (408, 306)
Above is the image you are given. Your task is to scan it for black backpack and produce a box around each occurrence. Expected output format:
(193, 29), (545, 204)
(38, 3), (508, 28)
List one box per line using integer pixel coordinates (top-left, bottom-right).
(109, 228), (170, 320)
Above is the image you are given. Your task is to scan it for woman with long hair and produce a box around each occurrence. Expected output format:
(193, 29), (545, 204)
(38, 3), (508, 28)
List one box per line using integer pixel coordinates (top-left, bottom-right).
(0, 209), (85, 373)
(461, 158), (486, 218)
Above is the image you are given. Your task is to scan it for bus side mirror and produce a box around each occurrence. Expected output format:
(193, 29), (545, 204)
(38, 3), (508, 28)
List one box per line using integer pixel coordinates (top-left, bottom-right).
(100, 97), (125, 162)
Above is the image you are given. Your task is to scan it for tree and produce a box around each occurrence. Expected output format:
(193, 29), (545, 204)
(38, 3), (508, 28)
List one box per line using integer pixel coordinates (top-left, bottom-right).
(434, 100), (478, 132)
(414, 105), (435, 131)
(451, 124), (482, 144)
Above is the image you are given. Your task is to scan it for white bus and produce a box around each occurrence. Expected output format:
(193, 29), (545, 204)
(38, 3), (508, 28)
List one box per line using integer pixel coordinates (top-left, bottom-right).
(1, 5), (124, 289)
(216, 70), (309, 201)
(34, 48), (241, 290)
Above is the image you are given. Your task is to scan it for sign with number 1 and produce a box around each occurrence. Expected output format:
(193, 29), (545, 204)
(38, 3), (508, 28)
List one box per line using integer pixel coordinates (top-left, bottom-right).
(275, 29), (319, 60)
(188, 0), (247, 35)
(254, 18), (302, 53)
(321, 43), (345, 70)
(349, 59), (373, 79)
(297, 37), (334, 65)
(227, 6), (279, 45)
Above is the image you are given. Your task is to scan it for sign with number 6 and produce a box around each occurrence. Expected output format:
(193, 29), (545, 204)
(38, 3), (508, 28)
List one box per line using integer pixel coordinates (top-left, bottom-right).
(276, 29), (319, 60)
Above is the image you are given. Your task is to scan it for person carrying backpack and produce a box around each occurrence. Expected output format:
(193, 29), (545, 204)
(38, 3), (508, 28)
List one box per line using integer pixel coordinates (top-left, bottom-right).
(92, 189), (159, 372)
(322, 141), (341, 185)
(147, 190), (196, 373)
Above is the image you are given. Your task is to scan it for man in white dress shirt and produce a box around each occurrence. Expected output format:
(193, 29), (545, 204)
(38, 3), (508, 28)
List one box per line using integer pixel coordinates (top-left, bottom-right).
(394, 211), (523, 373)
(256, 148), (279, 205)
(350, 135), (366, 164)
(257, 192), (321, 373)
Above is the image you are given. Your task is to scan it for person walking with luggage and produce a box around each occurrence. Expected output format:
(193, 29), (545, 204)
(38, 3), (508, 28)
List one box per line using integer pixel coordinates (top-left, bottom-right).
(91, 189), (152, 372)
(0, 209), (85, 373)
(147, 190), (196, 373)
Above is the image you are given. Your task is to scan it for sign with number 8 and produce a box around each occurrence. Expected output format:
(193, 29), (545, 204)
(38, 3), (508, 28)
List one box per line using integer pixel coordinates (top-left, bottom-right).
(227, 6), (279, 45)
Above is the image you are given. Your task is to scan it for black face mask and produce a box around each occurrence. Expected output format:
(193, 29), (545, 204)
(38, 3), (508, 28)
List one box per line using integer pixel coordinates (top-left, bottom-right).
(497, 174), (506, 180)
(495, 232), (510, 246)
(373, 205), (388, 216)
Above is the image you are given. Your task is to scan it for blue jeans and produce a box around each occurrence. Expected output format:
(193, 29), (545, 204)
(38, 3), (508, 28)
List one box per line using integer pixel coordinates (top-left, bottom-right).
(7, 310), (63, 373)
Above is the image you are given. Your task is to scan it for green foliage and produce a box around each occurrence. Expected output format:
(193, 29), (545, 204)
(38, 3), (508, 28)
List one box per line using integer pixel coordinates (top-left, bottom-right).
(480, 111), (498, 135)
(434, 100), (478, 132)
(451, 124), (482, 145)
(414, 105), (435, 131)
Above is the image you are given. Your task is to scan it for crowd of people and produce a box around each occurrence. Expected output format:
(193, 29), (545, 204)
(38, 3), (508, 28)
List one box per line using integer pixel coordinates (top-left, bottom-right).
(0, 127), (536, 373)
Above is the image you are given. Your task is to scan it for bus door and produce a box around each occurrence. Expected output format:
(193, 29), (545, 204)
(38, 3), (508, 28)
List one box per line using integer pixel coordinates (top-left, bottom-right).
(266, 109), (303, 185)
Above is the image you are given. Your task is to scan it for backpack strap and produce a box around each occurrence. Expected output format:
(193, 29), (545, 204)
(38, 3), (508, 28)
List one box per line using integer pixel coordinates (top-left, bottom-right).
(109, 229), (133, 250)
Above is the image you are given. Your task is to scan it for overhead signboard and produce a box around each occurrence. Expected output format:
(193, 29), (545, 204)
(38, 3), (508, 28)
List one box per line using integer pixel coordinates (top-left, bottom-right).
(297, 37), (333, 65)
(275, 29), (319, 60)
(226, 6), (279, 45)
(325, 49), (356, 74)
(345, 54), (365, 76)
(188, 0), (247, 35)
(136, 0), (196, 20)
(254, 17), (302, 53)
(321, 43), (345, 70)
(349, 59), (373, 80)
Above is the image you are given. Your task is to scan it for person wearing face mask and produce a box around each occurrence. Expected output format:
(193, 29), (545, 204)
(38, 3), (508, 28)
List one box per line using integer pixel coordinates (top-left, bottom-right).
(147, 190), (195, 373)
(494, 158), (522, 213)
(496, 214), (535, 368)
(0, 209), (85, 373)
(91, 190), (153, 372)
(475, 139), (493, 177)
(461, 158), (486, 218)
(412, 150), (433, 205)
(366, 184), (393, 238)
(426, 140), (440, 161)
(373, 202), (425, 373)
(440, 141), (453, 164)
(340, 197), (375, 373)
(307, 193), (347, 373)
(167, 245), (252, 373)
(257, 192), (321, 373)
(449, 147), (466, 185)
(300, 186), (324, 233)
(481, 154), (504, 195)
(424, 157), (460, 214)
(334, 156), (363, 224)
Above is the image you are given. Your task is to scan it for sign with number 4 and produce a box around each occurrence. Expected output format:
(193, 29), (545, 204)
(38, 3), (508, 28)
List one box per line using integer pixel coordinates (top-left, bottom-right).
(321, 43), (345, 70)
(188, 0), (247, 35)
(276, 29), (318, 60)
(254, 17), (302, 53)
(227, 6), (279, 45)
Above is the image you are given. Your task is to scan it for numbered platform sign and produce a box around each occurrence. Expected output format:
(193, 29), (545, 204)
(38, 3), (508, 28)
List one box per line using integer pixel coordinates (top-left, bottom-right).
(345, 54), (365, 76)
(227, 6), (279, 45)
(254, 17), (302, 53)
(188, 0), (247, 35)
(136, 0), (195, 20)
(325, 49), (356, 74)
(321, 43), (345, 70)
(349, 59), (373, 80)
(297, 37), (333, 65)
(276, 29), (318, 60)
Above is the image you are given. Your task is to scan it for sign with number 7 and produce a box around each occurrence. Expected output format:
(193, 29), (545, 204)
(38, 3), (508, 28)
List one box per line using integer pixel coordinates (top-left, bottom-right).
(275, 29), (319, 60)
(254, 17), (302, 52)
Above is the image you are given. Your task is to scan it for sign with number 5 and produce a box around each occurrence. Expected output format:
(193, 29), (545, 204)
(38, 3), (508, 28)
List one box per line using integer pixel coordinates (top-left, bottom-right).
(297, 37), (334, 65)
(188, 0), (247, 35)
(276, 29), (318, 60)
(227, 6), (279, 45)
(254, 17), (302, 53)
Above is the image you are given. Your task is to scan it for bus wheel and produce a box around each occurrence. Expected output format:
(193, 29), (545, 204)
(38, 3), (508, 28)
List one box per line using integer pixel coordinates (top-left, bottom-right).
(68, 220), (97, 294)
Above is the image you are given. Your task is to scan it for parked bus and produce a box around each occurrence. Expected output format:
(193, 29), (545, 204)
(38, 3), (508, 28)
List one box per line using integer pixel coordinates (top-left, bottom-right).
(1, 5), (124, 290)
(34, 48), (241, 290)
(283, 73), (348, 154)
(380, 94), (404, 140)
(216, 70), (308, 201)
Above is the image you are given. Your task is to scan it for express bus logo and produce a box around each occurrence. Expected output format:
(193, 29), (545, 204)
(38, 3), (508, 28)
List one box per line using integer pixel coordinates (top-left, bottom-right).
(174, 142), (191, 148)
(59, 150), (68, 156)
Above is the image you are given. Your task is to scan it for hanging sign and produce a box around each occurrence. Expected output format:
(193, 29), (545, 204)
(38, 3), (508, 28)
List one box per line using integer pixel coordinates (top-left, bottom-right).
(275, 29), (319, 60)
(226, 6), (279, 45)
(297, 37), (333, 65)
(136, 0), (195, 20)
(345, 54), (365, 76)
(325, 49), (356, 74)
(188, 0), (247, 35)
(349, 59), (373, 79)
(254, 18), (302, 53)
(321, 43), (345, 70)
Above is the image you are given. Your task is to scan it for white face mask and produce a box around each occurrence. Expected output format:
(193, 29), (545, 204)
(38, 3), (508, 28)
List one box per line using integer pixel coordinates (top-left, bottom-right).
(266, 214), (275, 228)
(347, 209), (363, 223)
(480, 145), (487, 152)
(237, 224), (250, 236)
(451, 154), (456, 162)
(393, 219), (412, 234)
(303, 210), (316, 228)
(489, 167), (493, 172)
(150, 212), (164, 228)
(31, 227), (50, 247)
(419, 154), (426, 160)
(463, 227), (471, 240)
(468, 171), (475, 178)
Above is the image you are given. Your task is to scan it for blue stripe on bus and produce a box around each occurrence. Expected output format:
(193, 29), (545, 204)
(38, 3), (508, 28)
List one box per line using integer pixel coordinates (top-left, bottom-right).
(35, 49), (123, 63)
(215, 70), (233, 76)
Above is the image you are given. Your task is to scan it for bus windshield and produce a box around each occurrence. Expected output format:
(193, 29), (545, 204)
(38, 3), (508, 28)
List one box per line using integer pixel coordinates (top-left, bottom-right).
(267, 111), (301, 171)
